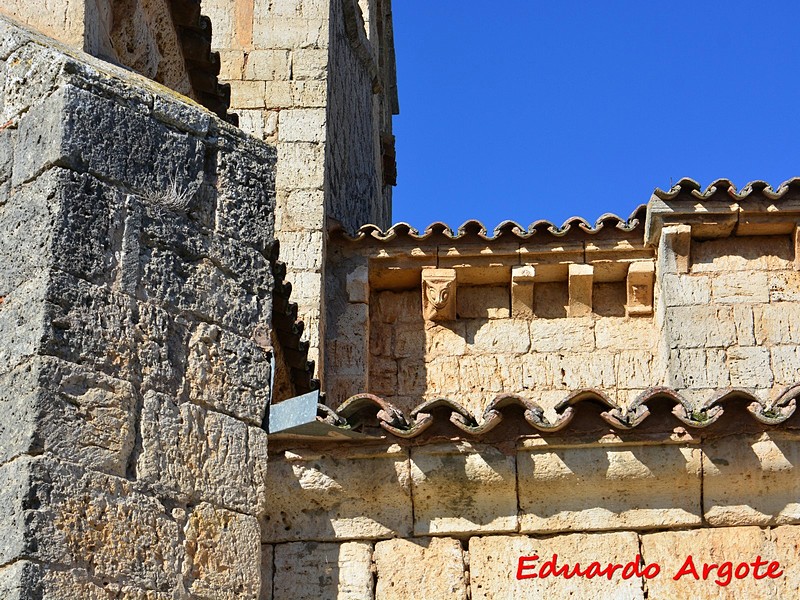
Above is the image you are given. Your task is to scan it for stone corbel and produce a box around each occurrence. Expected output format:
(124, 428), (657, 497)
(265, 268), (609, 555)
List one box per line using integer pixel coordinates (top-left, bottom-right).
(567, 264), (593, 317)
(659, 224), (692, 274)
(794, 225), (800, 271)
(422, 268), (457, 321)
(511, 265), (536, 319)
(625, 260), (655, 316)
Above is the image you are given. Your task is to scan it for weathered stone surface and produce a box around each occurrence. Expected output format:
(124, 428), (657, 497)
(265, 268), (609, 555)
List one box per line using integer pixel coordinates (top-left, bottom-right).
(771, 346), (800, 385)
(5, 456), (183, 592)
(137, 393), (269, 516)
(668, 348), (729, 389)
(0, 274), (47, 377)
(411, 442), (517, 535)
(641, 527), (781, 599)
(184, 503), (262, 600)
(0, 356), (137, 476)
(469, 319), (530, 354)
(711, 270), (770, 304)
(518, 438), (702, 533)
(470, 533), (644, 600)
(754, 303), (800, 346)
(691, 236), (793, 273)
(186, 323), (271, 425)
(703, 432), (800, 526)
(726, 346), (773, 389)
(374, 538), (467, 600)
(1, 41), (66, 123)
(457, 285), (510, 319)
(664, 306), (737, 348)
(660, 273), (712, 306)
(530, 317), (594, 352)
(595, 317), (658, 350)
(273, 541), (373, 600)
(263, 445), (412, 542)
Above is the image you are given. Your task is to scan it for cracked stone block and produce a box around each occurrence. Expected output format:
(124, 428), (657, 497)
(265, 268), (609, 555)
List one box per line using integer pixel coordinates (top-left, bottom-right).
(262, 445), (412, 542)
(518, 437), (702, 533)
(703, 432), (800, 526)
(374, 537), (467, 600)
(411, 442), (518, 535)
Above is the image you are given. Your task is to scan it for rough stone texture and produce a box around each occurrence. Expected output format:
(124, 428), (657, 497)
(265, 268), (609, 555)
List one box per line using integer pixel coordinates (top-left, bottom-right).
(374, 538), (468, 600)
(703, 432), (800, 526)
(518, 438), (702, 533)
(470, 533), (644, 600)
(641, 527), (783, 599)
(184, 503), (262, 600)
(272, 541), (374, 600)
(411, 442), (518, 535)
(262, 445), (412, 542)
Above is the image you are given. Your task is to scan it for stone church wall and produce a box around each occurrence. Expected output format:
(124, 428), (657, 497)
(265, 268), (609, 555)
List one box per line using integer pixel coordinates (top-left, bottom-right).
(0, 18), (275, 598)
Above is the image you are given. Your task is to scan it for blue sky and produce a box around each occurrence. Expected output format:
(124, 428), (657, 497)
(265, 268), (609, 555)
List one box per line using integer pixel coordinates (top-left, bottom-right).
(391, 1), (800, 231)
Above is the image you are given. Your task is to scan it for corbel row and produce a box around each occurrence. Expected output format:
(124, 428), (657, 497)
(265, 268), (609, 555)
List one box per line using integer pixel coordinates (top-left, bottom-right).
(421, 260), (655, 322)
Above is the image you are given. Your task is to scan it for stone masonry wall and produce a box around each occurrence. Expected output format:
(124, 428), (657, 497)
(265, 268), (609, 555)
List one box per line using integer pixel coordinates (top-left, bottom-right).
(0, 19), (275, 599)
(204, 0), (396, 373)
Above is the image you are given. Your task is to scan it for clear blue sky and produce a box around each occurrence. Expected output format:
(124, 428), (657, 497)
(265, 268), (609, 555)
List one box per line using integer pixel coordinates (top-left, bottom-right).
(391, 1), (800, 230)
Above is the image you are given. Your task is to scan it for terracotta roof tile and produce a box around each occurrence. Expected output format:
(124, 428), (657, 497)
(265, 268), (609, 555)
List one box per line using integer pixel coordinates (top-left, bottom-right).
(653, 177), (800, 201)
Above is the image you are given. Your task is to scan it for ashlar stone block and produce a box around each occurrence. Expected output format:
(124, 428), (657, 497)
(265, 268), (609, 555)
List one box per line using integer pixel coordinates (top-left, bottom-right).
(374, 538), (467, 600)
(262, 445), (412, 542)
(411, 442), (518, 535)
(470, 533), (644, 600)
(703, 432), (800, 526)
(518, 437), (702, 533)
(273, 541), (373, 600)
(568, 263), (593, 317)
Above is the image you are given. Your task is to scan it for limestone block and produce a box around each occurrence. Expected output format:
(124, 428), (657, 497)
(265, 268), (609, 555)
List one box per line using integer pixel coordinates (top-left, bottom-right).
(397, 357), (426, 396)
(252, 17), (329, 50)
(392, 323), (425, 358)
(273, 541), (373, 600)
(641, 527), (782, 599)
(568, 263), (593, 317)
(374, 290), (422, 325)
(0, 560), (34, 600)
(703, 432), (800, 526)
(0, 357), (137, 477)
(425, 321), (467, 357)
(457, 285), (510, 319)
(1, 42), (66, 123)
(425, 356), (461, 395)
(218, 50), (245, 80)
(13, 456), (183, 592)
(237, 110), (266, 140)
(458, 355), (504, 396)
(658, 224), (691, 274)
(411, 442), (518, 535)
(726, 346), (773, 389)
(369, 322), (393, 356)
(186, 323), (271, 426)
(470, 319), (530, 353)
(346, 265), (369, 303)
(292, 48), (329, 79)
(277, 188), (325, 230)
(733, 305), (756, 346)
(245, 49), (291, 80)
(137, 393), (269, 516)
(660, 273), (712, 306)
(287, 79), (328, 107)
(511, 265), (536, 319)
(230, 80), (268, 108)
(470, 532), (644, 600)
(754, 303), (800, 345)
(595, 316), (658, 350)
(617, 351), (655, 389)
(184, 503), (261, 600)
(559, 352), (617, 390)
(769, 271), (800, 302)
(260, 545), (274, 600)
(259, 0), (329, 19)
(276, 141), (325, 190)
(262, 445), (412, 542)
(530, 317), (594, 352)
(0, 275), (48, 376)
(664, 306), (737, 348)
(772, 525), (800, 597)
(691, 235), (793, 273)
(278, 108), (326, 143)
(668, 348), (729, 389)
(712, 270), (770, 304)
(771, 346), (800, 385)
(374, 538), (467, 600)
(518, 438), (702, 533)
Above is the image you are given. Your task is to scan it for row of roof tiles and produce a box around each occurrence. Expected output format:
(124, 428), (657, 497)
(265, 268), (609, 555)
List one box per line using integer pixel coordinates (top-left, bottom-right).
(332, 177), (800, 243)
(312, 385), (800, 440)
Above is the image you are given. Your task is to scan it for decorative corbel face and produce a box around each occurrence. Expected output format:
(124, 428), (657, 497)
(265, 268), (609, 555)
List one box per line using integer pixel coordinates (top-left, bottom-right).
(422, 268), (457, 321)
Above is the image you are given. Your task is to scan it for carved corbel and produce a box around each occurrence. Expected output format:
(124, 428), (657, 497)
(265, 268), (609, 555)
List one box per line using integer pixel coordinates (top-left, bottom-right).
(511, 265), (536, 319)
(422, 268), (457, 321)
(625, 260), (655, 316)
